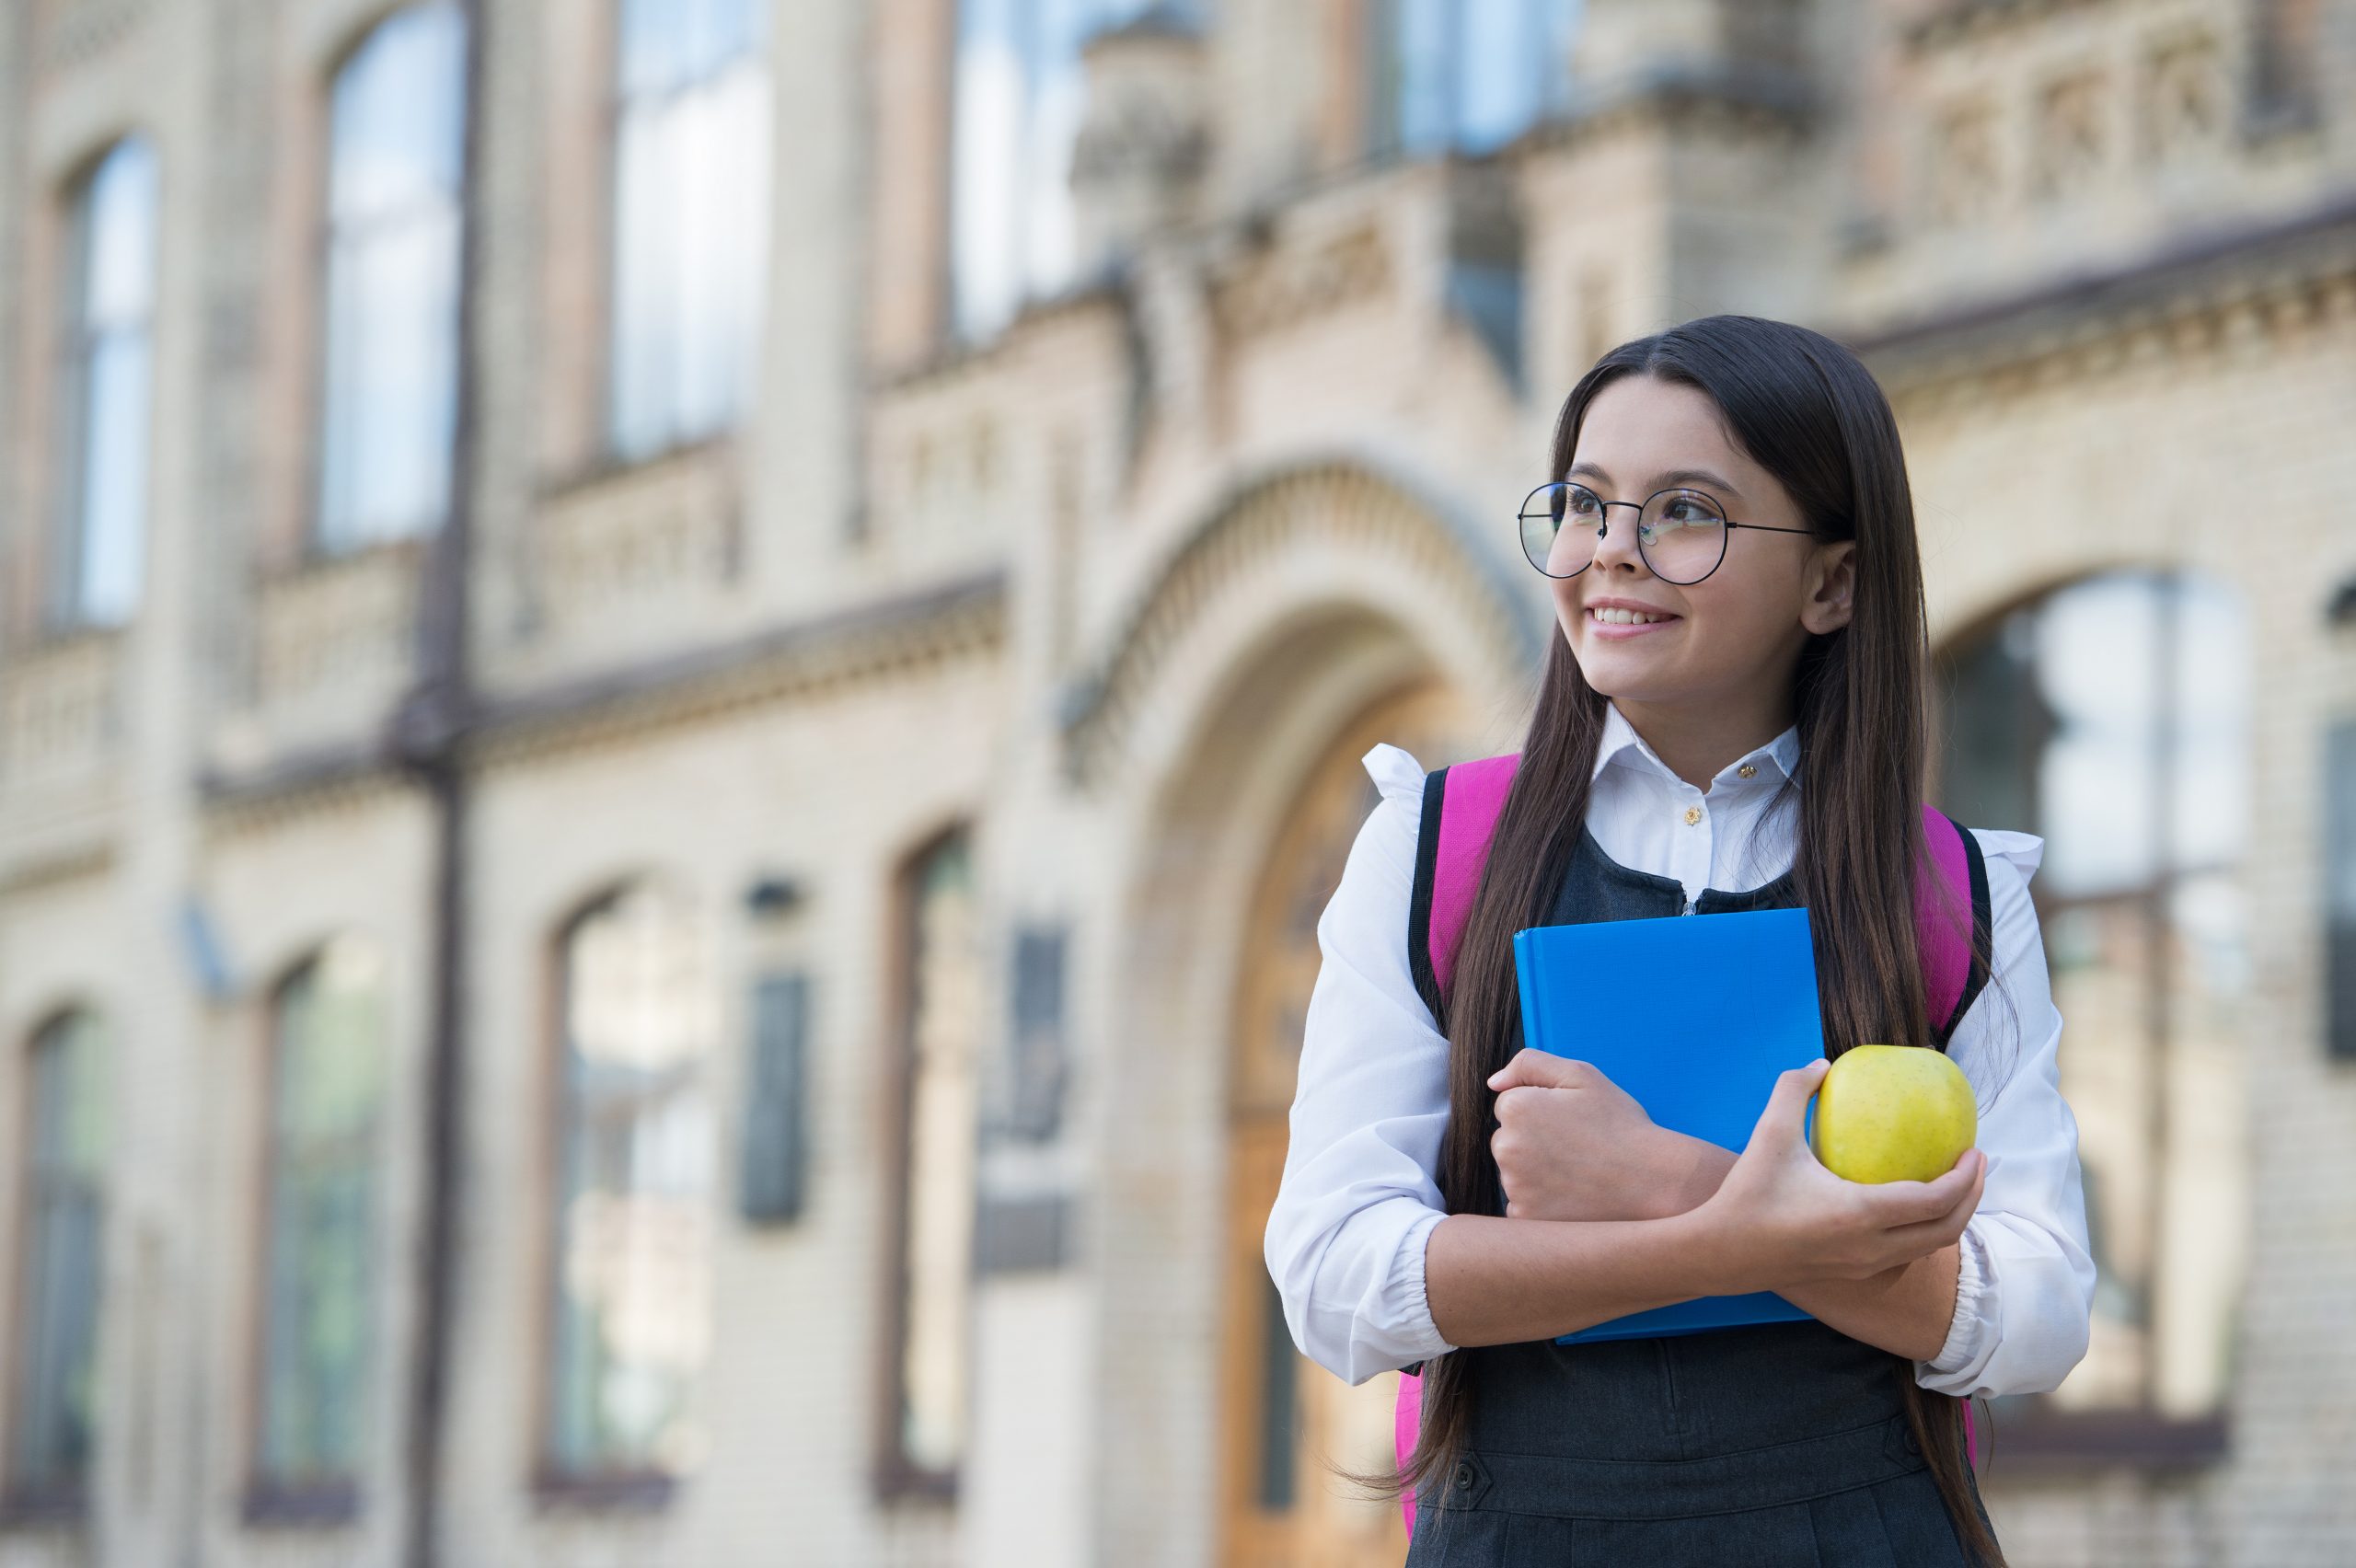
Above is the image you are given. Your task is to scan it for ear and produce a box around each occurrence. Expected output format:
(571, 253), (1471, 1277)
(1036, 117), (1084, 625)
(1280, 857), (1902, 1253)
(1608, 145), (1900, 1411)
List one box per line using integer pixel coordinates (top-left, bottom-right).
(1800, 540), (1856, 636)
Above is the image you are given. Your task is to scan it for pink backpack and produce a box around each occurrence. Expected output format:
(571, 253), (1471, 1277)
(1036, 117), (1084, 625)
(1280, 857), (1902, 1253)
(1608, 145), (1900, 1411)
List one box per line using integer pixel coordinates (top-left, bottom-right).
(1392, 753), (1992, 1536)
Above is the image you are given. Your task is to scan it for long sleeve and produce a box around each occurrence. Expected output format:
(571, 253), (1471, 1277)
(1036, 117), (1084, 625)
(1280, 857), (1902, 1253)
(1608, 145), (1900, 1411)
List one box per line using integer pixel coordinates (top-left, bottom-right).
(1913, 827), (2099, 1398)
(1263, 743), (1459, 1386)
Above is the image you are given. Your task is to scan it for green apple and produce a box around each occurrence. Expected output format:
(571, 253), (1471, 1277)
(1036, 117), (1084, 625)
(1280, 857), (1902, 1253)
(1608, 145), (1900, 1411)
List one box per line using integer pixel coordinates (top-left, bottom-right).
(1808, 1043), (1978, 1184)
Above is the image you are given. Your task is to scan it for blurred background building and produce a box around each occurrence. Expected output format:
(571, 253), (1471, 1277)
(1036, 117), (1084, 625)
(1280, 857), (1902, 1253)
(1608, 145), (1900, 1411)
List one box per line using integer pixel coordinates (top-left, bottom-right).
(0, 0), (2351, 1563)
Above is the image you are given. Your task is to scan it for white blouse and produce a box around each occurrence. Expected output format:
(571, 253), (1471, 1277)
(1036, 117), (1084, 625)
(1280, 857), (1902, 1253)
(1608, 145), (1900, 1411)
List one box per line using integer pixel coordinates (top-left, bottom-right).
(1263, 699), (2098, 1399)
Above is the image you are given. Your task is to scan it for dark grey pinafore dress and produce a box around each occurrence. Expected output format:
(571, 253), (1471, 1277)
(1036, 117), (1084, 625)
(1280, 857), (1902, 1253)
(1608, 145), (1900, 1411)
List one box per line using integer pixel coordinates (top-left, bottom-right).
(1402, 825), (1996, 1567)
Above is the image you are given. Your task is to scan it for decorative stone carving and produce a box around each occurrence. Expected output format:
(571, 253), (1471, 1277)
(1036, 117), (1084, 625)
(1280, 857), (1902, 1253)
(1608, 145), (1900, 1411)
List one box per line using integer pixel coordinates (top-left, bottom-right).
(2142, 30), (2223, 162)
(41, 0), (152, 69)
(1927, 97), (2003, 228)
(535, 444), (738, 635)
(1071, 9), (1208, 281)
(254, 538), (422, 738)
(2, 629), (121, 788)
(2031, 70), (2108, 201)
(1209, 223), (1393, 340)
(1058, 461), (1536, 787)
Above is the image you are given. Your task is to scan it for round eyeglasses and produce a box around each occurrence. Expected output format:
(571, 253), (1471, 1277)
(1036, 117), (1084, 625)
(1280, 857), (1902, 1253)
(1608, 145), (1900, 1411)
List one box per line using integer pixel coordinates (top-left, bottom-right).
(1517, 480), (1816, 585)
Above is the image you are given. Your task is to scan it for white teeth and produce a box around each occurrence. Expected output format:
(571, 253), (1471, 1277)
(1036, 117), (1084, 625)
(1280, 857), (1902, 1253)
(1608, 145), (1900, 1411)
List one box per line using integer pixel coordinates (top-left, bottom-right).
(1591, 607), (1672, 626)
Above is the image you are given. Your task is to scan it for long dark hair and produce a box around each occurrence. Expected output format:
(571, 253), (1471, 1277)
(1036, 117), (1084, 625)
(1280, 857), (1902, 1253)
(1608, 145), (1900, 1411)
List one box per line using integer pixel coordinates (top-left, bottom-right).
(1335, 315), (2023, 1565)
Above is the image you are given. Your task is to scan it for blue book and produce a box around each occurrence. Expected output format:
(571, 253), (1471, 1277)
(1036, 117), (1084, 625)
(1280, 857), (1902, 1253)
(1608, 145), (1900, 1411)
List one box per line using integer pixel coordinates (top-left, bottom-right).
(1510, 905), (1826, 1345)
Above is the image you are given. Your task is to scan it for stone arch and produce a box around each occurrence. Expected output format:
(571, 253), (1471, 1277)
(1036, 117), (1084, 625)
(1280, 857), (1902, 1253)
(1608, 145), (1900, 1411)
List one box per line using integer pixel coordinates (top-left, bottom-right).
(1082, 461), (1534, 1564)
(1058, 454), (1543, 790)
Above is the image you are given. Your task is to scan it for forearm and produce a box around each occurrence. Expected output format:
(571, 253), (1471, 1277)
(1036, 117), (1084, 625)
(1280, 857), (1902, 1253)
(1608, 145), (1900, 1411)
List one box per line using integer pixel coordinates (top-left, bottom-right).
(1662, 1136), (1963, 1363)
(1423, 1208), (1732, 1347)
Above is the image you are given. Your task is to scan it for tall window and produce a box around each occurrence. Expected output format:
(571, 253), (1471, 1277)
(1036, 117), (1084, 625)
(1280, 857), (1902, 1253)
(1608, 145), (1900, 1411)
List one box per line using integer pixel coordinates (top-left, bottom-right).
(1366, 0), (1583, 159)
(950, 0), (1189, 342)
(546, 882), (716, 1483)
(254, 939), (387, 1499)
(1936, 570), (2250, 1431)
(51, 138), (157, 630)
(316, 1), (468, 554)
(885, 830), (981, 1488)
(7, 1011), (108, 1508)
(607, 0), (772, 462)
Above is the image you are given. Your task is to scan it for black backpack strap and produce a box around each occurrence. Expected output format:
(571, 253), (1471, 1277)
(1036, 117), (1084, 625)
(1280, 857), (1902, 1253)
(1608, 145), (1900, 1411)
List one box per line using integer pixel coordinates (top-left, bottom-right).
(1927, 814), (1995, 1053)
(1406, 766), (1449, 1024)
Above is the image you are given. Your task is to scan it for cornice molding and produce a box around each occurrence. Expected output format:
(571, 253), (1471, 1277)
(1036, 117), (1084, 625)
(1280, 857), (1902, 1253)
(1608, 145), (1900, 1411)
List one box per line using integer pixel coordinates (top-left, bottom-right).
(1903, 0), (2107, 52)
(1515, 61), (1817, 162)
(468, 567), (1007, 768)
(1839, 192), (2356, 398)
(201, 569), (1010, 826)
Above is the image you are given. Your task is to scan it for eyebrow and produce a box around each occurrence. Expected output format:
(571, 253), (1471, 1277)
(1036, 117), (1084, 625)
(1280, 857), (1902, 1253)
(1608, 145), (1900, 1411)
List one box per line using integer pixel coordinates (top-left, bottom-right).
(1565, 462), (1744, 501)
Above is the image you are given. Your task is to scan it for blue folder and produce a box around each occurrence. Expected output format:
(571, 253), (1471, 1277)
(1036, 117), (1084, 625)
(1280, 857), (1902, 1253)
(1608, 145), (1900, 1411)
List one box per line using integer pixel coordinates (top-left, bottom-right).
(1509, 905), (1826, 1345)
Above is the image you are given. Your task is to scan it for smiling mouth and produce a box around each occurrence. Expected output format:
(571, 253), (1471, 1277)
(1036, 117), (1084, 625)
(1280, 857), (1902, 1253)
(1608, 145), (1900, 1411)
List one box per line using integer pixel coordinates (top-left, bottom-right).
(1587, 607), (1680, 627)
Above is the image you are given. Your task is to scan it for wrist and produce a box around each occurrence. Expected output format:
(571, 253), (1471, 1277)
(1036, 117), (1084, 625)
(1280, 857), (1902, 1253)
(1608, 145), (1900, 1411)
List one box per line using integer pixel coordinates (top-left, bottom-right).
(1661, 1133), (1738, 1218)
(1660, 1200), (1767, 1299)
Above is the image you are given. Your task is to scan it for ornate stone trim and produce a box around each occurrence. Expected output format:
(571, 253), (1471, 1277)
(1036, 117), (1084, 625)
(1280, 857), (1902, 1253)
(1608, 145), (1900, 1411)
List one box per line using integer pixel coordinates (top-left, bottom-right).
(1842, 191), (2356, 398)
(1517, 60), (1816, 157)
(529, 438), (740, 639)
(2, 627), (122, 788)
(200, 568), (1011, 824)
(1057, 458), (1539, 788)
(469, 567), (1007, 767)
(41, 0), (152, 69)
(254, 536), (424, 735)
(1905, 0), (2108, 53)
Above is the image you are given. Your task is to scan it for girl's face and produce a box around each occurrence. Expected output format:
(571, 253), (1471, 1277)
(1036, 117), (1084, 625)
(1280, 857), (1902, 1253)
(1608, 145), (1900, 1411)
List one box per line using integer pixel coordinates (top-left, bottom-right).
(1549, 375), (1855, 732)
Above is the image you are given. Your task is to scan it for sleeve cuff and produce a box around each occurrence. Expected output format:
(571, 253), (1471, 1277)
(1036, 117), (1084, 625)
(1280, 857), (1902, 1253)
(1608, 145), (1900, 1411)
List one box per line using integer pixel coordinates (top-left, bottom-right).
(1926, 1224), (1992, 1374)
(1388, 1205), (1458, 1363)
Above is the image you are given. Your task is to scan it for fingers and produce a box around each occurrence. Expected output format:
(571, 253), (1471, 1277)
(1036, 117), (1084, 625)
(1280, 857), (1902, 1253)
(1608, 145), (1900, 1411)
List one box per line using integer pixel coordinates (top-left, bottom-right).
(1870, 1151), (1988, 1250)
(1878, 1172), (1984, 1255)
(1852, 1147), (1981, 1224)
(1487, 1047), (1590, 1094)
(1747, 1058), (1830, 1147)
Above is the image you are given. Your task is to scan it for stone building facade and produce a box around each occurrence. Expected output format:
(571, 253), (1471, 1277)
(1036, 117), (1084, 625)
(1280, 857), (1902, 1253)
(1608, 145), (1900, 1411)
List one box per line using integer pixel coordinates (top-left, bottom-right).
(1, 0), (2352, 1565)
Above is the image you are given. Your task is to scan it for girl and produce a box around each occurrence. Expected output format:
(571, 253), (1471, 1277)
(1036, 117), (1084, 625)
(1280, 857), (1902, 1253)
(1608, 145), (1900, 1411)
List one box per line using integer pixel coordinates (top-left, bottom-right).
(1263, 315), (2096, 1566)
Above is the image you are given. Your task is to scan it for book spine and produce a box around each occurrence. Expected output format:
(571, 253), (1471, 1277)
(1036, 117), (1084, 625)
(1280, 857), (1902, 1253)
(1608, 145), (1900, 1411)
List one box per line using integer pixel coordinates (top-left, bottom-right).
(1513, 929), (1544, 1057)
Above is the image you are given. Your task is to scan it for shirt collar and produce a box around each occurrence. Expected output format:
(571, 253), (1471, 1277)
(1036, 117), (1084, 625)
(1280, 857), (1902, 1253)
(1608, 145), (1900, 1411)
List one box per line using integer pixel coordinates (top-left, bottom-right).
(1593, 701), (1801, 793)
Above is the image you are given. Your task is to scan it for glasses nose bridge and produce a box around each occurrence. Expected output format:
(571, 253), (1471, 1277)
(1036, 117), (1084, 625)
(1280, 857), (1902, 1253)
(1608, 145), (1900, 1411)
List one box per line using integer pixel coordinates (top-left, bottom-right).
(1587, 495), (1650, 566)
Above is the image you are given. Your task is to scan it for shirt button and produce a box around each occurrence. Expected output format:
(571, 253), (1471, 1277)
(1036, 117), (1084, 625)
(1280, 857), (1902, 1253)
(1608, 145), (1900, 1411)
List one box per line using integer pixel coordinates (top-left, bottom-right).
(1453, 1460), (1475, 1489)
(1738, 764), (1757, 778)
(1684, 805), (1703, 825)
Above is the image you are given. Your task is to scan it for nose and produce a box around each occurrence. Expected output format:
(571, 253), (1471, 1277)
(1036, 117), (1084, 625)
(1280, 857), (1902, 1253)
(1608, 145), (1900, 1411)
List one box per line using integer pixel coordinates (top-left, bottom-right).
(1588, 500), (1650, 576)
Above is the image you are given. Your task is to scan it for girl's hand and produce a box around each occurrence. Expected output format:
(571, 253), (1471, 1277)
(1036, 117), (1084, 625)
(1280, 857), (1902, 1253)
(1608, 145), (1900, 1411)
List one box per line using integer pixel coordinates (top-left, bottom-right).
(1697, 1057), (1986, 1293)
(1485, 1049), (1679, 1221)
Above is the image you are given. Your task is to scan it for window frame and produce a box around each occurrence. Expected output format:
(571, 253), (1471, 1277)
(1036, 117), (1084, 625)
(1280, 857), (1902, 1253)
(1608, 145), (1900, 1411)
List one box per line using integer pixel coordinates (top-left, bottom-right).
(1931, 569), (2245, 1470)
(306, 0), (471, 559)
(3, 1009), (109, 1521)
(872, 823), (980, 1501)
(45, 135), (159, 636)
(600, 0), (774, 467)
(241, 943), (388, 1524)
(531, 880), (715, 1507)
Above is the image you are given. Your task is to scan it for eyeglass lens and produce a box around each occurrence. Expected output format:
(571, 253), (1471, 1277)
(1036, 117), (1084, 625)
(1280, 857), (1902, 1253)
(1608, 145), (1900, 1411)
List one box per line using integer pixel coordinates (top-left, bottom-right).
(1519, 482), (1728, 583)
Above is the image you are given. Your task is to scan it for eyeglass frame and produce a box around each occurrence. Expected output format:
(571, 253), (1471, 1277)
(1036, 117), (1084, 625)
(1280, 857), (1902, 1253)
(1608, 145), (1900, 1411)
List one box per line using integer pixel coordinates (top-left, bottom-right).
(1516, 479), (1818, 585)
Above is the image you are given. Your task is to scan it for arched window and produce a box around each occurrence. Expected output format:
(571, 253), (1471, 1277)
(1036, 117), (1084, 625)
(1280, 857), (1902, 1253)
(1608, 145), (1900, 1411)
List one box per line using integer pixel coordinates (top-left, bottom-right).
(7, 1009), (108, 1507)
(607, 0), (771, 462)
(882, 829), (981, 1492)
(1936, 568), (2250, 1435)
(545, 882), (716, 1485)
(316, 1), (468, 553)
(51, 137), (157, 630)
(254, 937), (387, 1499)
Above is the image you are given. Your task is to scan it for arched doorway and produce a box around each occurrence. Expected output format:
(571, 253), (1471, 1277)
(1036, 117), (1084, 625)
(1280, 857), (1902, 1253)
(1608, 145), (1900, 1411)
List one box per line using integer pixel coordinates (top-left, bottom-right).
(1218, 679), (1472, 1568)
